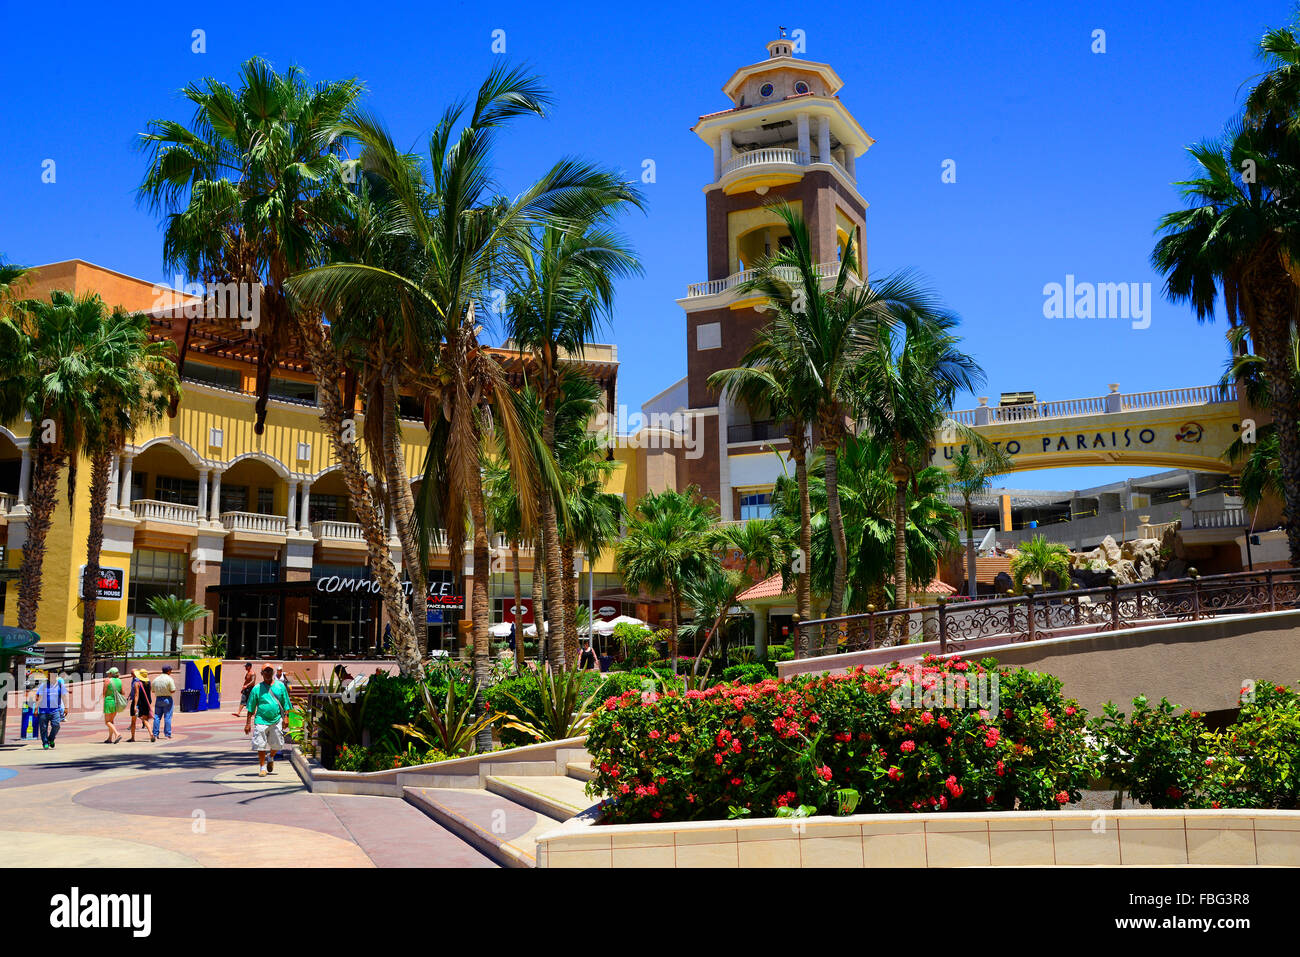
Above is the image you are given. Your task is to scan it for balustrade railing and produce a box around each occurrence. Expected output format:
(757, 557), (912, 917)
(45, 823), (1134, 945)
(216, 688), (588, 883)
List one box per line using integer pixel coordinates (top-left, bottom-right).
(685, 262), (842, 299)
(721, 147), (810, 177)
(311, 520), (364, 541)
(132, 499), (200, 525)
(794, 568), (1300, 661)
(0, 492), (14, 514)
(220, 511), (288, 534)
(946, 383), (1237, 426)
(1191, 507), (1248, 529)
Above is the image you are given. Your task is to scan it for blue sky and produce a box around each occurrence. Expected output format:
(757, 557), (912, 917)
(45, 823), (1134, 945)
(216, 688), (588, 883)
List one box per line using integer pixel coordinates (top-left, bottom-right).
(1, 0), (1291, 491)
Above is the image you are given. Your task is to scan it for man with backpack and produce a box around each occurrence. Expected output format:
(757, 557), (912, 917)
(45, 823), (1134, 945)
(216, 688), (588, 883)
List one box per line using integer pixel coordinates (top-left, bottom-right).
(244, 665), (293, 776)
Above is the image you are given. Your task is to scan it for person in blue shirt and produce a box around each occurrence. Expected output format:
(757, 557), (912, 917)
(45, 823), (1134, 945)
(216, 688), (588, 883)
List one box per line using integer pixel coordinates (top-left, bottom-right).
(37, 672), (68, 750)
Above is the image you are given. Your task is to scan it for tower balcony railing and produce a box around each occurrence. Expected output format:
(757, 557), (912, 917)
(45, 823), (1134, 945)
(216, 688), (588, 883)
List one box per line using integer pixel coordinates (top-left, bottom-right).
(685, 261), (846, 299)
(132, 499), (200, 525)
(721, 147), (810, 178)
(220, 511), (288, 535)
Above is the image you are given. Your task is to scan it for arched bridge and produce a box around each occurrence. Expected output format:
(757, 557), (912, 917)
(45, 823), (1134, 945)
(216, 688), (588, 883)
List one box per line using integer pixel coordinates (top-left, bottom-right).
(930, 384), (1243, 474)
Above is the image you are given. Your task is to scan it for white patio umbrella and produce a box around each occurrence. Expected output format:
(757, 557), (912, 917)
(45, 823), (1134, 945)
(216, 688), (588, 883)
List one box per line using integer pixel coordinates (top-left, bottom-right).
(488, 622), (514, 638)
(607, 614), (645, 628)
(523, 621), (549, 637)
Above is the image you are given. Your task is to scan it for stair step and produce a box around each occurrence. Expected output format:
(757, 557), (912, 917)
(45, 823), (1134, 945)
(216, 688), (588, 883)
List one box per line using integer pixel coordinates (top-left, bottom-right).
(565, 760), (596, 783)
(485, 774), (596, 822)
(402, 787), (555, 869)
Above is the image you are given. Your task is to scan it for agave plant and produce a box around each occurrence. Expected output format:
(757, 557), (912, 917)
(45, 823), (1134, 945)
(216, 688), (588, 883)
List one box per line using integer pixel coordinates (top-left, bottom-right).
(294, 671), (370, 768)
(395, 680), (500, 756)
(499, 662), (607, 743)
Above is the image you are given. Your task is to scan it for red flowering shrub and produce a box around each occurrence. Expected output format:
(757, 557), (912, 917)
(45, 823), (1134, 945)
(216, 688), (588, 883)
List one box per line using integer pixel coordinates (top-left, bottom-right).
(585, 655), (1096, 824)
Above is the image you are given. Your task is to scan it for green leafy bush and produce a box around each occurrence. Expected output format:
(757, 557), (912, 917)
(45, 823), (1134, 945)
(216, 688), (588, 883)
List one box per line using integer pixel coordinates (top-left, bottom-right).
(1090, 696), (1214, 808)
(586, 655), (1095, 824)
(92, 623), (134, 657)
(721, 663), (770, 686)
(615, 623), (657, 668)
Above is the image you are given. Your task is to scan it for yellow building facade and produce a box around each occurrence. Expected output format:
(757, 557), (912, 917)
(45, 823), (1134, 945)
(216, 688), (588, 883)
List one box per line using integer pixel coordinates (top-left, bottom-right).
(1, 261), (646, 657)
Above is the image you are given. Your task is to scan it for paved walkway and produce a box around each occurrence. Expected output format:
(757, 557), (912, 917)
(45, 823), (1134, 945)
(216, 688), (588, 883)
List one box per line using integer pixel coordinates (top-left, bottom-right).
(0, 698), (495, 868)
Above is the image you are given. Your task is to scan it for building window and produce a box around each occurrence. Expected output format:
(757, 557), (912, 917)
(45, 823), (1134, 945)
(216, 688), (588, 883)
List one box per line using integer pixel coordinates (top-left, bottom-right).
(154, 474), (199, 507)
(219, 591), (281, 657)
(256, 487), (275, 515)
(185, 362), (241, 390)
(794, 80), (809, 95)
(760, 82), (774, 97)
(740, 493), (772, 521)
(220, 558), (280, 585)
(309, 494), (348, 523)
(398, 395), (424, 420)
(220, 484), (249, 514)
(127, 549), (187, 654)
(268, 376), (316, 405)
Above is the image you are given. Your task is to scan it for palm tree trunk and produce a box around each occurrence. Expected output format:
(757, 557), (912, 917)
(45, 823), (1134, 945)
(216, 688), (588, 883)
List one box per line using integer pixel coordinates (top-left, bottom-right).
(531, 530), (546, 665)
(467, 475), (494, 753)
(539, 409), (568, 666)
(824, 439), (848, 617)
(791, 431), (813, 626)
(511, 541), (524, 670)
(299, 321), (420, 675)
(892, 436), (909, 612)
(1253, 289), (1300, 565)
(381, 378), (426, 658)
(77, 449), (113, 671)
(17, 440), (64, 631)
(561, 541), (579, 666)
(965, 498), (977, 598)
(668, 582), (679, 672)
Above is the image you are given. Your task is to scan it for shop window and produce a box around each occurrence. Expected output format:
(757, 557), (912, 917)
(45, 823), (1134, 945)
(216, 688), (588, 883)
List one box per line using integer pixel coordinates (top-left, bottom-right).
(220, 484), (249, 514)
(155, 474), (199, 507)
(221, 558), (280, 585)
(740, 492), (772, 521)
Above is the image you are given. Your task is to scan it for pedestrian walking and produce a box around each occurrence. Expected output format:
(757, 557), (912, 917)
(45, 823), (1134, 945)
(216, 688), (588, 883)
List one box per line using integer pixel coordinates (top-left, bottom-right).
(232, 662), (255, 715)
(244, 665), (293, 776)
(37, 671), (68, 749)
(151, 665), (177, 739)
(103, 667), (125, 743)
(129, 669), (154, 742)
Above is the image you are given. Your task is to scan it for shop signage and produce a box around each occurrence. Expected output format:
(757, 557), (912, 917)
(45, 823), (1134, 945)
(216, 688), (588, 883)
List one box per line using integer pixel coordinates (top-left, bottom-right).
(314, 574), (465, 610)
(78, 566), (124, 600)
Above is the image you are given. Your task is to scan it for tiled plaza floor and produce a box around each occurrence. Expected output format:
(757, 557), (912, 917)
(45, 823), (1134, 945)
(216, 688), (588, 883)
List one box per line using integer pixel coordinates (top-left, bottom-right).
(0, 697), (495, 868)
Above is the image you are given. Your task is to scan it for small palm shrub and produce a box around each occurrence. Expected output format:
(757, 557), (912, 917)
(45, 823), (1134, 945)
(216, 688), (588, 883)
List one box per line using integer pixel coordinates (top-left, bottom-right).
(92, 623), (135, 658)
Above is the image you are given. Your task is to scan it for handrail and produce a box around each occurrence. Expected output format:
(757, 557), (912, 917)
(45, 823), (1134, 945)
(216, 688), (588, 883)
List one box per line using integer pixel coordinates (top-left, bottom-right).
(219, 510), (288, 534)
(794, 567), (1300, 661)
(946, 383), (1237, 425)
(132, 498), (200, 524)
(685, 262), (842, 299)
(721, 147), (810, 177)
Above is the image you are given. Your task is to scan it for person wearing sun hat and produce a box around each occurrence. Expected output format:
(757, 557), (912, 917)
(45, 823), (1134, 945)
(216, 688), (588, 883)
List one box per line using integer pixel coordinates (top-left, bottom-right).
(128, 668), (154, 742)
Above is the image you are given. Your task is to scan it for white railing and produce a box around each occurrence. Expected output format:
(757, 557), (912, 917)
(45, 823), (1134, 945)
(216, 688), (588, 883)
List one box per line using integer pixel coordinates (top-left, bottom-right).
(1121, 385), (1234, 411)
(685, 261), (844, 299)
(947, 384), (1236, 426)
(220, 511), (288, 534)
(311, 520), (364, 541)
(1192, 507), (1248, 529)
(132, 499), (200, 525)
(721, 147), (811, 178)
(0, 492), (14, 514)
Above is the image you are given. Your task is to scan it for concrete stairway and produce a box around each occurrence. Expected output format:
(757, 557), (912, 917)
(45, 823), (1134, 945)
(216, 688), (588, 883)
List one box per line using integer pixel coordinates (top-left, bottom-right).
(403, 751), (598, 868)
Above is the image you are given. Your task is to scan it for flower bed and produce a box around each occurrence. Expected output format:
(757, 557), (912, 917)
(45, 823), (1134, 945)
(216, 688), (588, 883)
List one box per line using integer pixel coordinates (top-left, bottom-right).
(586, 656), (1093, 824)
(585, 655), (1300, 824)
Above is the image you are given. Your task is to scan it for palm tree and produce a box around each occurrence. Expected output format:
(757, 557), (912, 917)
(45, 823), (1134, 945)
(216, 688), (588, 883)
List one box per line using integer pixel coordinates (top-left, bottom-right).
(148, 594), (210, 655)
(292, 67), (629, 738)
(1221, 325), (1295, 512)
(484, 443), (531, 669)
(505, 212), (641, 663)
(76, 303), (180, 670)
(1152, 120), (1300, 564)
(135, 59), (424, 668)
(772, 434), (961, 612)
(949, 444), (1014, 597)
(858, 305), (984, 610)
(1009, 536), (1072, 592)
(0, 260), (27, 307)
(615, 487), (717, 671)
(718, 203), (876, 617)
(0, 291), (122, 631)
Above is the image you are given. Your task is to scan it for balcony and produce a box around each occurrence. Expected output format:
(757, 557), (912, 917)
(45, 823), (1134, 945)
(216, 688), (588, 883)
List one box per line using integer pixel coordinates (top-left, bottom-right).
(683, 261), (849, 304)
(312, 519), (364, 542)
(220, 511), (288, 535)
(132, 499), (200, 526)
(728, 420), (791, 444)
(0, 492), (14, 516)
(718, 147), (852, 196)
(1191, 507), (1248, 530)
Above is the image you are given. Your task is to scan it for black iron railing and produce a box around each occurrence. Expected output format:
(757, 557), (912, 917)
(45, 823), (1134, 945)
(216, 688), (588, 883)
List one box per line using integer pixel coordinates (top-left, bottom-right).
(793, 567), (1300, 660)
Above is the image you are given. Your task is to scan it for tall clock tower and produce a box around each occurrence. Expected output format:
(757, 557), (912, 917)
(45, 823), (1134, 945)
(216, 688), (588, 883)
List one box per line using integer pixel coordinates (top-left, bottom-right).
(671, 32), (874, 520)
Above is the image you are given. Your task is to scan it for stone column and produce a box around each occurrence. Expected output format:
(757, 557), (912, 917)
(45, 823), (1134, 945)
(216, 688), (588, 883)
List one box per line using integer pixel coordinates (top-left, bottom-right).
(797, 113), (810, 159)
(209, 469), (222, 518)
(1187, 472), (1199, 501)
(118, 454), (134, 509)
(299, 482), (311, 530)
(197, 468), (210, 521)
(818, 115), (831, 164)
(720, 129), (732, 174)
(845, 149), (856, 180)
(107, 455), (120, 512)
(287, 480), (299, 529)
(753, 608), (769, 658)
(17, 448), (31, 506)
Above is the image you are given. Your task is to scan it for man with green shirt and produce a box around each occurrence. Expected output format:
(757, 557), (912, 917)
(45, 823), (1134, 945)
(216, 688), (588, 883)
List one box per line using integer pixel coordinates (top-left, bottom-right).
(244, 665), (293, 776)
